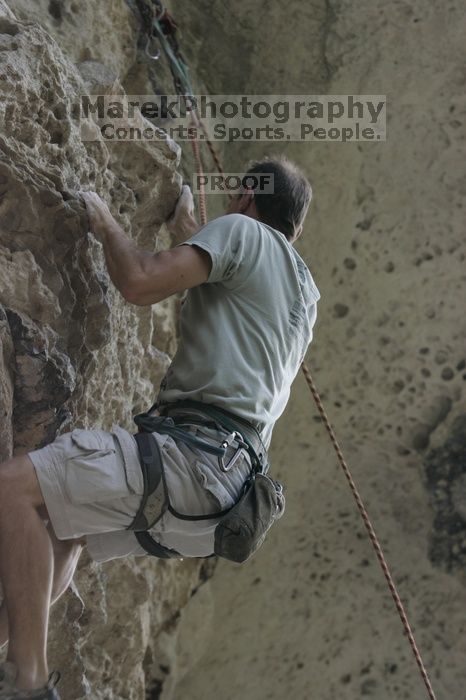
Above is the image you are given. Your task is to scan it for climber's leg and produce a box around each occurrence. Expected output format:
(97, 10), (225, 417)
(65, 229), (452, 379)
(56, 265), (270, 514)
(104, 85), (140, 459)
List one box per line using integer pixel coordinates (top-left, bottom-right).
(43, 521), (85, 601)
(0, 453), (53, 690)
(0, 519), (84, 649)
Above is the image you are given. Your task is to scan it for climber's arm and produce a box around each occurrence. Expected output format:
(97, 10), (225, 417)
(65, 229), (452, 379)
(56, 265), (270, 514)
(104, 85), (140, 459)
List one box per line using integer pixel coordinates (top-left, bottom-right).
(124, 246), (212, 305)
(80, 191), (149, 298)
(80, 190), (211, 305)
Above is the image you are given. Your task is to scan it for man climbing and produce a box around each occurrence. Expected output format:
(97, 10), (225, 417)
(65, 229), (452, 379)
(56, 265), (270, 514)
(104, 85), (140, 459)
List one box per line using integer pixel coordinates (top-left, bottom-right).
(0, 156), (320, 699)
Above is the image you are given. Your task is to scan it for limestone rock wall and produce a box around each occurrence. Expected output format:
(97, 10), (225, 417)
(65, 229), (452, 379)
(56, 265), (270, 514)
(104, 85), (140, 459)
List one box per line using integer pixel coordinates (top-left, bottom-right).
(0, 1), (215, 698)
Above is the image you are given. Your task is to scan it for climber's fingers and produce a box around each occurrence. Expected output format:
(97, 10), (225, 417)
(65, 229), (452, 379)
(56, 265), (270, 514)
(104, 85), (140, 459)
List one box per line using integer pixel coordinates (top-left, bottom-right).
(80, 190), (111, 219)
(79, 191), (113, 238)
(166, 184), (195, 230)
(166, 184), (199, 243)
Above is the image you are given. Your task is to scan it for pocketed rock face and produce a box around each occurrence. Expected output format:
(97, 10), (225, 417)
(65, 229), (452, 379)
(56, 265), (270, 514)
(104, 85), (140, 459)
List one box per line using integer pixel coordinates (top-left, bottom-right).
(7, 0), (138, 79)
(0, 2), (216, 698)
(424, 413), (466, 573)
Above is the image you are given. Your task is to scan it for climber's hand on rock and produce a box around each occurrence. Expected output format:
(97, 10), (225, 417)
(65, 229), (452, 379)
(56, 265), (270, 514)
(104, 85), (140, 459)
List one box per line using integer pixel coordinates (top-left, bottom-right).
(80, 191), (114, 240)
(166, 184), (199, 244)
(172, 184), (195, 219)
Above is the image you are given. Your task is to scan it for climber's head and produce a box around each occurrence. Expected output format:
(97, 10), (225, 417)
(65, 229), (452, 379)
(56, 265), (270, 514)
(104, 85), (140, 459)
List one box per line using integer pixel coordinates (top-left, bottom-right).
(226, 155), (312, 244)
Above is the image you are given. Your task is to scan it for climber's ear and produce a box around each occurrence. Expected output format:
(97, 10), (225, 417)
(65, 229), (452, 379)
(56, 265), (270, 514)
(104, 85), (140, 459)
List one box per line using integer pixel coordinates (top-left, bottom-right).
(227, 190), (254, 215)
(226, 192), (240, 214)
(122, 245), (212, 306)
(239, 190), (255, 214)
(240, 190), (254, 214)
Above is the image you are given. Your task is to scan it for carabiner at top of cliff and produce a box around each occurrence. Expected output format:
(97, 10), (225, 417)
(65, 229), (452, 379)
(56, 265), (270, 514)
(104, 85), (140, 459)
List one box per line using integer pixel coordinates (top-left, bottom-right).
(137, 0), (193, 97)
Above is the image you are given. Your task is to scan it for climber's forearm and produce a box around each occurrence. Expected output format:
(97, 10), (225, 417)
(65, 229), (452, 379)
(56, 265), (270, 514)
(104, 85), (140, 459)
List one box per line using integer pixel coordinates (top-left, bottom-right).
(80, 190), (149, 296)
(96, 216), (149, 296)
(80, 189), (201, 296)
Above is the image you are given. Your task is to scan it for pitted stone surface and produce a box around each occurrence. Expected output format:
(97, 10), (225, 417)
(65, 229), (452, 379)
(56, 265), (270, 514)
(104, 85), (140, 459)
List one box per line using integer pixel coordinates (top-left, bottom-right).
(0, 2), (214, 698)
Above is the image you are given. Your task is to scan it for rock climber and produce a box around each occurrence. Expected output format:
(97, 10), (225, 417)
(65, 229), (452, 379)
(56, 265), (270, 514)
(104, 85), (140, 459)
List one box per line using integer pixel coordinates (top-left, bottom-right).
(0, 156), (320, 699)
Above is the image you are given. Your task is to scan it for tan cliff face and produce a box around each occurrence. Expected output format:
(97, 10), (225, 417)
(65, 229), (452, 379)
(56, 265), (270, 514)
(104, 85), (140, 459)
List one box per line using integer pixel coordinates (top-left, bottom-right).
(0, 1), (214, 698)
(0, 1), (466, 699)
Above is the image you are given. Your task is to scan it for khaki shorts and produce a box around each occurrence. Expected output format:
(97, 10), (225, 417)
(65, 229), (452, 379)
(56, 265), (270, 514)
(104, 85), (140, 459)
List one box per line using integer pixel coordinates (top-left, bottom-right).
(28, 423), (252, 563)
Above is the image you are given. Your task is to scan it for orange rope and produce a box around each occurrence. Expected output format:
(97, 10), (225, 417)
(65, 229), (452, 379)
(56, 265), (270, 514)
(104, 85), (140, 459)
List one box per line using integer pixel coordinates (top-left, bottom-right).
(188, 112), (437, 700)
(189, 112), (208, 225)
(197, 119), (233, 201)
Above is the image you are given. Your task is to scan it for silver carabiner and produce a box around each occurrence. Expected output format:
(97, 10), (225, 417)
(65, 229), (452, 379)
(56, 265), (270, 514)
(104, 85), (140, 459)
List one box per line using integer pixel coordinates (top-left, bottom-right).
(219, 447), (247, 473)
(218, 431), (246, 472)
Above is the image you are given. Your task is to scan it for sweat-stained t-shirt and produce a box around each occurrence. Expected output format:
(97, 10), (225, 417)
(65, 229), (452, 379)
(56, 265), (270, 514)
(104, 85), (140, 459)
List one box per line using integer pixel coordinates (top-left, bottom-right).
(156, 213), (321, 450)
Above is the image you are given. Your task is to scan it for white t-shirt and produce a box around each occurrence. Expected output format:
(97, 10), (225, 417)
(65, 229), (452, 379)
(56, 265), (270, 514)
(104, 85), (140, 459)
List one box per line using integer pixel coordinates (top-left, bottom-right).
(156, 213), (321, 450)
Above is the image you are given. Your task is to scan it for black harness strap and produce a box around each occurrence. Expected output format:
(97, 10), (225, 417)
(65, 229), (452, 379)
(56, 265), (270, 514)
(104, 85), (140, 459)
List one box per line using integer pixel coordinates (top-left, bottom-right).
(134, 530), (181, 558)
(129, 431), (168, 531)
(129, 431), (183, 558)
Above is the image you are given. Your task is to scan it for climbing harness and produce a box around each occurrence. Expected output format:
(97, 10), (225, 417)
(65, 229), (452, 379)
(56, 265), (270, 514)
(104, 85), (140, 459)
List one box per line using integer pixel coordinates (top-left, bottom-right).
(138, 2), (438, 698)
(128, 400), (285, 562)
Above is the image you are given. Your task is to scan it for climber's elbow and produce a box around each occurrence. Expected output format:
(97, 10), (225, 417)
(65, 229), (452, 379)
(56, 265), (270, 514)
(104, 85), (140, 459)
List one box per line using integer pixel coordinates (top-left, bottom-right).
(120, 247), (211, 306)
(120, 251), (174, 306)
(121, 279), (165, 306)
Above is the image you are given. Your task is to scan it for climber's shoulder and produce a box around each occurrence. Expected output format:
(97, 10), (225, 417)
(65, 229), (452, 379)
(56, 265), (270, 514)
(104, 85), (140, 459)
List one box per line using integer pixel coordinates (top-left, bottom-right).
(122, 244), (211, 306)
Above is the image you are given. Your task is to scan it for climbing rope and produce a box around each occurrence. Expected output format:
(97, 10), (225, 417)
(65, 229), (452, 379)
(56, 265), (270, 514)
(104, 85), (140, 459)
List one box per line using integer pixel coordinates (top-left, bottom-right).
(189, 111), (208, 227)
(139, 0), (231, 185)
(145, 3), (438, 698)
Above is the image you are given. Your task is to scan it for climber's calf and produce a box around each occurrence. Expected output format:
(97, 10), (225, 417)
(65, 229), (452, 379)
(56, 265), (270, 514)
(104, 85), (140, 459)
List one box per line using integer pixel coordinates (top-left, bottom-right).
(0, 453), (55, 692)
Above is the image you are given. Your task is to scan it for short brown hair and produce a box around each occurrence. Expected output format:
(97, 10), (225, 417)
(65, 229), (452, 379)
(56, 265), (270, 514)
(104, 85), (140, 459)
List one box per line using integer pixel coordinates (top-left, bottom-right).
(244, 156), (312, 240)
